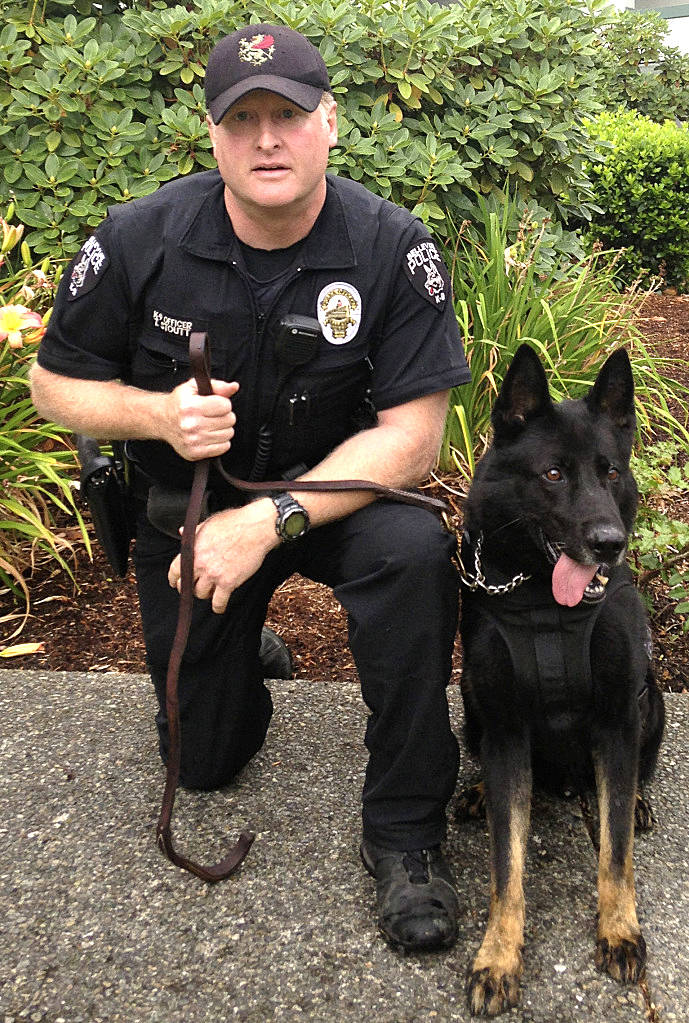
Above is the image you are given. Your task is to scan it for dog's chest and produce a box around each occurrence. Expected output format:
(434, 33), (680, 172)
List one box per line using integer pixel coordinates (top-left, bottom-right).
(472, 587), (602, 726)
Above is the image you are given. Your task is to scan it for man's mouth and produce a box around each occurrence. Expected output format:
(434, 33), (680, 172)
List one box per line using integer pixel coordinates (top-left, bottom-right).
(253, 164), (289, 174)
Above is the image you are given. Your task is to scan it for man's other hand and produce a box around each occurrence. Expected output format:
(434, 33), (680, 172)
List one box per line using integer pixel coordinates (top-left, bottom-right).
(167, 498), (279, 614)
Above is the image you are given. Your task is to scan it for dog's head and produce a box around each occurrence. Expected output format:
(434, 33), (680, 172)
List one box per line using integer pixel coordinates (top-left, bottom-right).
(473, 344), (638, 606)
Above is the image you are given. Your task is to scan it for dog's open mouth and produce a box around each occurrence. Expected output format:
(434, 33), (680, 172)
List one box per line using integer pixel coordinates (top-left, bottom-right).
(541, 536), (608, 607)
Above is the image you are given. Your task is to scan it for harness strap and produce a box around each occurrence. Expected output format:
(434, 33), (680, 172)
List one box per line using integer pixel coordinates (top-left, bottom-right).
(156, 331), (452, 882)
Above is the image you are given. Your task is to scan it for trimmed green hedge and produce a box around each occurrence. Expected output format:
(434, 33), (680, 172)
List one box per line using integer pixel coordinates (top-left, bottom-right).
(1, 0), (607, 259)
(586, 111), (689, 289)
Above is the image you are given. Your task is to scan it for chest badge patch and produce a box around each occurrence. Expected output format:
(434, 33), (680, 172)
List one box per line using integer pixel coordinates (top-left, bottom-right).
(317, 282), (362, 345)
(403, 238), (449, 310)
(239, 34), (275, 65)
(67, 235), (109, 301)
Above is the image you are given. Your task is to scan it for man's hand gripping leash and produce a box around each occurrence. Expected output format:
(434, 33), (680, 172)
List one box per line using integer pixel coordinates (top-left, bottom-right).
(156, 331), (453, 883)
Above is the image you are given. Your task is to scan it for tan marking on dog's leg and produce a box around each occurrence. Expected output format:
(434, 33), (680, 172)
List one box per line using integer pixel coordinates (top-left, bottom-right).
(456, 780), (486, 820)
(595, 763), (647, 983)
(467, 795), (530, 1016)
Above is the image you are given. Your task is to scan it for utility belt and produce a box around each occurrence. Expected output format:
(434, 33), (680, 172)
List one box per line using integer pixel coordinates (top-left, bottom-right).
(77, 438), (313, 572)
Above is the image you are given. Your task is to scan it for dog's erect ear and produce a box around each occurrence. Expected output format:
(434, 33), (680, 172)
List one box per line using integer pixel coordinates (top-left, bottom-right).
(586, 348), (635, 430)
(492, 344), (552, 438)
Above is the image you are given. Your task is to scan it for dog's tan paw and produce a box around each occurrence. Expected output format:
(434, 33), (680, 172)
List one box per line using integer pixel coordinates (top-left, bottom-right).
(466, 966), (520, 1016)
(456, 781), (486, 821)
(595, 933), (647, 983)
(634, 793), (655, 832)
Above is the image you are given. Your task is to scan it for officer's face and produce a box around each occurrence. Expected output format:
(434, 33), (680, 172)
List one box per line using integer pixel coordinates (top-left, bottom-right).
(207, 90), (338, 227)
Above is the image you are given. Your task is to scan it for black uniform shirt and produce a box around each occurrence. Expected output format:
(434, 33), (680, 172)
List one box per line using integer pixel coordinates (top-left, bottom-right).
(38, 171), (471, 486)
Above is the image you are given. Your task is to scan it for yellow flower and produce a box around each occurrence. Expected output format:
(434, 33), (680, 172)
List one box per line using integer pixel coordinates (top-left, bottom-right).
(0, 217), (24, 254)
(0, 304), (45, 349)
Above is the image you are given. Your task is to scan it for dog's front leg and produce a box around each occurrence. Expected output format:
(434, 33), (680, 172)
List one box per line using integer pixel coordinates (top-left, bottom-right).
(467, 735), (532, 1017)
(593, 730), (646, 983)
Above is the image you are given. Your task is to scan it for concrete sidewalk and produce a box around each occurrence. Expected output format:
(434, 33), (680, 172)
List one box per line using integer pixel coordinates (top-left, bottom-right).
(0, 670), (686, 1023)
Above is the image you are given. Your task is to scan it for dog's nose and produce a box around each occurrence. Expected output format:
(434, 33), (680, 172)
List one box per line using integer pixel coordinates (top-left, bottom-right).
(587, 526), (626, 564)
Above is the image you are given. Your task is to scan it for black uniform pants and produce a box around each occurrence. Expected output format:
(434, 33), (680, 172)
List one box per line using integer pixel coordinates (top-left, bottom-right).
(134, 501), (460, 850)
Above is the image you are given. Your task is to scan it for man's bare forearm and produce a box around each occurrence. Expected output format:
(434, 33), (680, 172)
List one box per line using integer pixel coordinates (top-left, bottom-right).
(286, 389), (450, 529)
(30, 365), (170, 440)
(29, 364), (239, 460)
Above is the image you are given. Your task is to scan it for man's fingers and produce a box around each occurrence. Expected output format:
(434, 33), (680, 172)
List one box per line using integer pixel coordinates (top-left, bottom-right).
(210, 585), (232, 615)
(209, 378), (240, 399)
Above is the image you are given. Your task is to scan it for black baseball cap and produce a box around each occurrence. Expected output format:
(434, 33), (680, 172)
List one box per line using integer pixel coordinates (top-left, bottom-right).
(205, 24), (331, 124)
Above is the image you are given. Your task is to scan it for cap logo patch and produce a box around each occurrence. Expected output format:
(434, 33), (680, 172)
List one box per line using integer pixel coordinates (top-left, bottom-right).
(238, 34), (275, 66)
(403, 239), (448, 309)
(317, 282), (361, 345)
(67, 235), (109, 301)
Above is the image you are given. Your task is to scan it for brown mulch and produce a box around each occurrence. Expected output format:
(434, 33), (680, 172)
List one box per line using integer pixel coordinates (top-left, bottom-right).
(0, 293), (687, 691)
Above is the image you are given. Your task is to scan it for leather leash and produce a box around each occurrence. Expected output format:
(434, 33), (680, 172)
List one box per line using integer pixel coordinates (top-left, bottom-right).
(156, 331), (452, 882)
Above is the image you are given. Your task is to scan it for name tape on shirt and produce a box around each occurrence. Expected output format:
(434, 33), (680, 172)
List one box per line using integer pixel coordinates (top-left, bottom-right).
(67, 235), (109, 301)
(317, 282), (362, 345)
(152, 310), (193, 337)
(402, 239), (448, 310)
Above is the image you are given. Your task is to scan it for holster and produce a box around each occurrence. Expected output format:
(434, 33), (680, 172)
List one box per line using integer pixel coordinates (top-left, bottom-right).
(76, 436), (135, 577)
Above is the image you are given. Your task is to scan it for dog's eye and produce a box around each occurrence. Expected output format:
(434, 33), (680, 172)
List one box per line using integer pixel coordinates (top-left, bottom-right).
(608, 466), (620, 482)
(544, 467), (562, 483)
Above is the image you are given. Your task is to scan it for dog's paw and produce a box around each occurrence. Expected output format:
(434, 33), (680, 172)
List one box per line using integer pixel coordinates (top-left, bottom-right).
(466, 966), (520, 1016)
(634, 793), (655, 832)
(595, 933), (647, 983)
(456, 781), (486, 821)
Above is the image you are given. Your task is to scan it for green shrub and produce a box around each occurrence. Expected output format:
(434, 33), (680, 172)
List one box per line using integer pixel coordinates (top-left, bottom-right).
(0, 207), (87, 636)
(595, 9), (689, 123)
(585, 111), (689, 289)
(439, 196), (689, 479)
(631, 440), (689, 636)
(0, 0), (607, 258)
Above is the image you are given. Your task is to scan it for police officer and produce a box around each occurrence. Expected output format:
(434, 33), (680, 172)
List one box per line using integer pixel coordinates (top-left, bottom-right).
(31, 23), (471, 952)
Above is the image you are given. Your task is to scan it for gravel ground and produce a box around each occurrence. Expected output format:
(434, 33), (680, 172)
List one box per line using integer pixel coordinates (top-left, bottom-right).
(0, 672), (686, 1022)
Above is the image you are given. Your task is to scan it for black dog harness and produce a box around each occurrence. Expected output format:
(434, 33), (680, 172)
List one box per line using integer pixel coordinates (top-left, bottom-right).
(459, 532), (645, 724)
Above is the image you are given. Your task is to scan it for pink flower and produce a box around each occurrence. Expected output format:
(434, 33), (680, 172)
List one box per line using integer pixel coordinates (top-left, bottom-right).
(0, 304), (45, 349)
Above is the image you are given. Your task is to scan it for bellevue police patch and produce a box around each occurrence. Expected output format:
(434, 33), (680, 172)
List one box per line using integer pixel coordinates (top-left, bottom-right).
(402, 238), (448, 309)
(67, 235), (109, 301)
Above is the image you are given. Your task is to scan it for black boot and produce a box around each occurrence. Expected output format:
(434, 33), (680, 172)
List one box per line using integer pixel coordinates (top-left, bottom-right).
(361, 839), (459, 951)
(259, 626), (292, 680)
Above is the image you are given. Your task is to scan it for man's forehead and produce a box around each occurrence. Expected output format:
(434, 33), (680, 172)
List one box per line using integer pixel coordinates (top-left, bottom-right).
(227, 89), (304, 112)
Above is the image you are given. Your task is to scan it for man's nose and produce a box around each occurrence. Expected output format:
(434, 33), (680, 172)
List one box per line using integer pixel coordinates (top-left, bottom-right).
(256, 120), (280, 148)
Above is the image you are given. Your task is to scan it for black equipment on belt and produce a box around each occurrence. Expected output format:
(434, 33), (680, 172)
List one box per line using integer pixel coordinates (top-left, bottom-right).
(76, 436), (134, 578)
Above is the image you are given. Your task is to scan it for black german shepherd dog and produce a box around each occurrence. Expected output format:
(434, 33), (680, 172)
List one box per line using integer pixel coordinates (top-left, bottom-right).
(458, 344), (664, 1016)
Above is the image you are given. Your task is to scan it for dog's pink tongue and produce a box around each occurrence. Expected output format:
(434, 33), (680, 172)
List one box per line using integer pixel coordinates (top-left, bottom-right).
(552, 554), (598, 607)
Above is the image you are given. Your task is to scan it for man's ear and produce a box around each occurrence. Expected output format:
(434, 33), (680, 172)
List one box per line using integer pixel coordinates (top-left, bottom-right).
(326, 100), (338, 149)
(585, 348), (635, 431)
(492, 343), (553, 440)
(206, 114), (218, 155)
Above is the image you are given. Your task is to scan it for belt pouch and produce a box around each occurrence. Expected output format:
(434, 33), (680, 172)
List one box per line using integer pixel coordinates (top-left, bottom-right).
(147, 483), (209, 539)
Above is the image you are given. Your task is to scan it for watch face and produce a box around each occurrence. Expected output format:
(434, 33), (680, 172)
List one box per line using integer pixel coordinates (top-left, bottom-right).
(283, 510), (307, 538)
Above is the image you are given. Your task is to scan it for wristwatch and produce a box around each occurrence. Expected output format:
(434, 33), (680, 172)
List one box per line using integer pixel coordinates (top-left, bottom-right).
(271, 492), (310, 541)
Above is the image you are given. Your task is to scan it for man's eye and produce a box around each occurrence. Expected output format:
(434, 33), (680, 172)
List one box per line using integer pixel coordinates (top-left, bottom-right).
(280, 108), (295, 119)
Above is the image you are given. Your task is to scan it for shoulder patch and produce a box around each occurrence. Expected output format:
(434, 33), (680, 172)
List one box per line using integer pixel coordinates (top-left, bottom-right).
(67, 235), (110, 301)
(402, 238), (449, 310)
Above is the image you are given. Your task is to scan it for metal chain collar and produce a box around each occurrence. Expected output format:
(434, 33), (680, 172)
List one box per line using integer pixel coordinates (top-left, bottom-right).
(456, 532), (532, 595)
